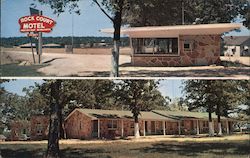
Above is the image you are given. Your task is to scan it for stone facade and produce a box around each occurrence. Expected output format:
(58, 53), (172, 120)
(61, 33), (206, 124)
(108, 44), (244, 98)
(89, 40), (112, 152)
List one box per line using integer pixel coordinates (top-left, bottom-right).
(132, 35), (221, 66)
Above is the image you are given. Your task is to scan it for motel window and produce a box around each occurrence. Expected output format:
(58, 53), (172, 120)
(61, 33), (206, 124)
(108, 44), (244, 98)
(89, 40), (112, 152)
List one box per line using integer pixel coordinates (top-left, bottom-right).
(132, 38), (179, 55)
(130, 122), (134, 129)
(107, 120), (118, 129)
(183, 40), (194, 52)
(36, 123), (43, 135)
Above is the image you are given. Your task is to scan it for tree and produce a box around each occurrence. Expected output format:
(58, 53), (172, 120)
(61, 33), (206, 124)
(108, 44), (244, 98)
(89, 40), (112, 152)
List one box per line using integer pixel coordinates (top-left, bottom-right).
(34, 0), (133, 77)
(115, 80), (163, 138)
(183, 80), (244, 136)
(183, 80), (216, 136)
(123, 0), (249, 27)
(46, 80), (62, 158)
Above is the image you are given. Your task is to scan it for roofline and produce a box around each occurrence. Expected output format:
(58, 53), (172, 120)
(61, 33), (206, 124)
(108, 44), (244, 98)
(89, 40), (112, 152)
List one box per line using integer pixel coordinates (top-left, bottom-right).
(100, 23), (242, 35)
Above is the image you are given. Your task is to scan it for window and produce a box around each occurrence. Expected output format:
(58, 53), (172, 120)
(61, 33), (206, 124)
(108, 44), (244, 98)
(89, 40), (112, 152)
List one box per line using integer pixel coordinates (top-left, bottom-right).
(36, 123), (43, 135)
(183, 40), (194, 52)
(130, 122), (134, 129)
(22, 129), (26, 134)
(79, 121), (83, 130)
(132, 38), (179, 55)
(107, 120), (118, 129)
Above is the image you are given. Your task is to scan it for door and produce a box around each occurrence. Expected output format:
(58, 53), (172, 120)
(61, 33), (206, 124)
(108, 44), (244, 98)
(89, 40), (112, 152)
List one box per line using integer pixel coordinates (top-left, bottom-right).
(92, 120), (98, 138)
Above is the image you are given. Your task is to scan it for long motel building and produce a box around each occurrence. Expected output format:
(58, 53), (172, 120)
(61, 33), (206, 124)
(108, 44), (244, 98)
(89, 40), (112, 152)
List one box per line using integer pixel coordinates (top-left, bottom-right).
(64, 109), (235, 139)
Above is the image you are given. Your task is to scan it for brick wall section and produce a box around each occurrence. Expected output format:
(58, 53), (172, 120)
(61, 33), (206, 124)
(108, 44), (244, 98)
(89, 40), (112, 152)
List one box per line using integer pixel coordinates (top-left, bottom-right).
(64, 111), (234, 139)
(30, 116), (49, 140)
(10, 120), (30, 141)
(132, 35), (221, 66)
(65, 110), (93, 139)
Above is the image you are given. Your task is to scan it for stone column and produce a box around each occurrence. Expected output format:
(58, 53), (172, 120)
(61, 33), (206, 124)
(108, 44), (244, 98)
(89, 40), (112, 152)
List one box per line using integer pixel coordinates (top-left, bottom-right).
(121, 120), (124, 137)
(98, 119), (100, 138)
(226, 120), (230, 134)
(163, 121), (166, 135)
(143, 121), (146, 136)
(196, 120), (200, 135)
(178, 121), (181, 135)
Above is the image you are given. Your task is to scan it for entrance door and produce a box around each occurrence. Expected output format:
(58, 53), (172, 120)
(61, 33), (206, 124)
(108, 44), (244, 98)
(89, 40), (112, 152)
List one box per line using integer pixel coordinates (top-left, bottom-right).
(145, 121), (148, 134)
(92, 120), (98, 138)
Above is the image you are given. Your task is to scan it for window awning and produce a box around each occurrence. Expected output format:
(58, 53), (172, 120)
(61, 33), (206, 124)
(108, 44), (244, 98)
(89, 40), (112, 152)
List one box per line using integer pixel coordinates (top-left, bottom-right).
(100, 23), (241, 38)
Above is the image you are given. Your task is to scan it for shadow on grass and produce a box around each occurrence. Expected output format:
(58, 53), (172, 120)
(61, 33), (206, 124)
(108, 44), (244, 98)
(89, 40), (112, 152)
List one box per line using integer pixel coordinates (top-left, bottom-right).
(221, 60), (250, 67)
(133, 141), (250, 157)
(0, 148), (46, 158)
(1, 63), (45, 77)
(61, 148), (111, 158)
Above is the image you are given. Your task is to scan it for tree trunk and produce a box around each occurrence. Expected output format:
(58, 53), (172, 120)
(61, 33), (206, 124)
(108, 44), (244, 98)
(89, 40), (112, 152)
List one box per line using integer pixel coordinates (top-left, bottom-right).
(208, 112), (214, 136)
(134, 115), (140, 139)
(46, 81), (61, 158)
(110, 1), (123, 77)
(111, 40), (120, 77)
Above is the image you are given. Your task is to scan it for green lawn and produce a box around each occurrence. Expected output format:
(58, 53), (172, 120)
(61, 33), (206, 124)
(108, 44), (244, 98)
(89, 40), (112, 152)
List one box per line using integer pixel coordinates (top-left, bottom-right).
(1, 64), (45, 77)
(0, 140), (249, 158)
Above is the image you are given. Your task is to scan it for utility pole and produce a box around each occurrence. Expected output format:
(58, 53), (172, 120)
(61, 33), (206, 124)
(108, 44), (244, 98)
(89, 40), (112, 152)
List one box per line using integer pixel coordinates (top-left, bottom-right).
(38, 10), (43, 64)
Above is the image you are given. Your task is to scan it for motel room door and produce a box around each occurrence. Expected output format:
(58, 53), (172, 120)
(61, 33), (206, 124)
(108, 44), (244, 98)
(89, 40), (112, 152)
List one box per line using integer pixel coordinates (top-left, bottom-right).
(92, 120), (98, 138)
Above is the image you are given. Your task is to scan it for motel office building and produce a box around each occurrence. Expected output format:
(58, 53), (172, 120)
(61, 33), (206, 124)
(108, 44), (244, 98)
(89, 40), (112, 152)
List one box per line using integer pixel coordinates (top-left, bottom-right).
(65, 109), (235, 139)
(101, 23), (241, 67)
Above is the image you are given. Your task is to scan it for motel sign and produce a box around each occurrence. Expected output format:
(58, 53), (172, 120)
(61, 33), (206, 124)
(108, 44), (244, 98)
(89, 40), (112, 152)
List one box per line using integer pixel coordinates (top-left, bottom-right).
(19, 15), (56, 33)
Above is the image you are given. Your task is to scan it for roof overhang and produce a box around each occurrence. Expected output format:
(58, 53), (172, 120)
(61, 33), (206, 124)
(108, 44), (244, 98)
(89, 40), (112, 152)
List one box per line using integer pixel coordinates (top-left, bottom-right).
(101, 23), (242, 38)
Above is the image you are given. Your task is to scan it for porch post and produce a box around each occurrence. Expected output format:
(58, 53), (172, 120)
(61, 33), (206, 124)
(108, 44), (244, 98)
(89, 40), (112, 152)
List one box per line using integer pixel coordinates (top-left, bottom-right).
(163, 121), (166, 135)
(178, 121), (181, 135)
(143, 121), (146, 136)
(196, 120), (200, 135)
(98, 119), (100, 138)
(226, 120), (230, 134)
(121, 119), (124, 137)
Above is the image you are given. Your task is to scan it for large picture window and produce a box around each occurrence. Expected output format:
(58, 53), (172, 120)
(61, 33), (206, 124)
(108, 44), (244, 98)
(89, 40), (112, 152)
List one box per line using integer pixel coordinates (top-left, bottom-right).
(132, 38), (179, 55)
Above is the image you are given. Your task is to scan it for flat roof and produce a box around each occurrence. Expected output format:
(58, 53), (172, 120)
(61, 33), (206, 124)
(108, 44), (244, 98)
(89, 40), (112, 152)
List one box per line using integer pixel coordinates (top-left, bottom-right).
(101, 23), (241, 38)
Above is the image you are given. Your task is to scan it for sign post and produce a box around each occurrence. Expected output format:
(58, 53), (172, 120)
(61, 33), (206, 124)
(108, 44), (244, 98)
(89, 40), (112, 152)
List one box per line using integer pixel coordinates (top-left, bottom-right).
(38, 10), (43, 64)
(19, 8), (56, 64)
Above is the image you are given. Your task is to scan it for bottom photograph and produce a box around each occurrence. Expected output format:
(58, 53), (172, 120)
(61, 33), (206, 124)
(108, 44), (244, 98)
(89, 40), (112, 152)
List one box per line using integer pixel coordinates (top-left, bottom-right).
(0, 79), (249, 158)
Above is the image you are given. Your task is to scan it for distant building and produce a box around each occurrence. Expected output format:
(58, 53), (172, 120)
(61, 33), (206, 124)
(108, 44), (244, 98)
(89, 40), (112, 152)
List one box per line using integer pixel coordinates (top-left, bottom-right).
(18, 43), (36, 48)
(223, 36), (250, 57)
(10, 120), (30, 141)
(30, 115), (49, 140)
(18, 43), (62, 48)
(43, 43), (62, 48)
(10, 116), (49, 141)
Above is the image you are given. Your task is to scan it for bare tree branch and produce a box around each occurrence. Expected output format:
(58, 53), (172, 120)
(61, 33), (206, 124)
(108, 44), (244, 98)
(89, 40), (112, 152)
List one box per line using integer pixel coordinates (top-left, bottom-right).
(93, 0), (114, 22)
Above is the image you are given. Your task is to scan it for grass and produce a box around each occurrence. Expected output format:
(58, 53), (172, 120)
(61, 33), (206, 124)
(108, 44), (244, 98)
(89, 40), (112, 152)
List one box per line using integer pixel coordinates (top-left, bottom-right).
(0, 63), (45, 77)
(0, 139), (249, 158)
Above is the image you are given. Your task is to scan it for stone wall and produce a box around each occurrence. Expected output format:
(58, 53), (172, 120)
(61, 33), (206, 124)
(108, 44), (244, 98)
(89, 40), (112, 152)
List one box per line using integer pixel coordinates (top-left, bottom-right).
(132, 35), (221, 66)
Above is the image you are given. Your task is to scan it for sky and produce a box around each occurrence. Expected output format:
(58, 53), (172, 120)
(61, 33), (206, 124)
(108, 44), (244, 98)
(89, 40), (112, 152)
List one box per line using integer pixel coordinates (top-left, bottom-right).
(1, 0), (250, 37)
(2, 79), (183, 100)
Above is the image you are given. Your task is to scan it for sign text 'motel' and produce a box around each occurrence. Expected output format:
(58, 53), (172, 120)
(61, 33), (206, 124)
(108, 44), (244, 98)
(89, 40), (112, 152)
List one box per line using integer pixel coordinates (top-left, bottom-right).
(19, 15), (56, 33)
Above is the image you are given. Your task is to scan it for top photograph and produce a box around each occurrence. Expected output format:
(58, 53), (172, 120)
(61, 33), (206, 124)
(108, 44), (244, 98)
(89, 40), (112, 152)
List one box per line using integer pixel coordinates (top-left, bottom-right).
(1, 0), (250, 78)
